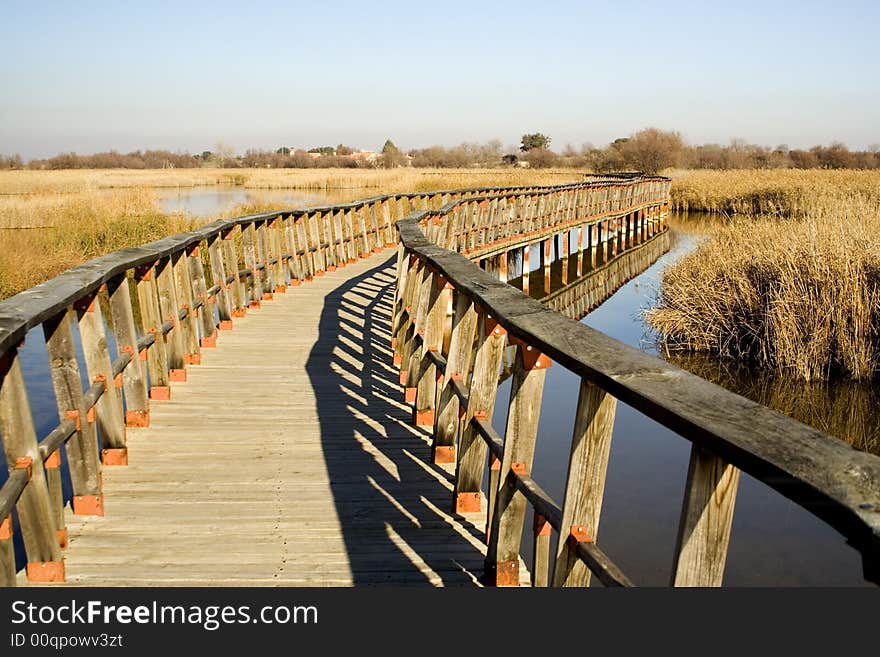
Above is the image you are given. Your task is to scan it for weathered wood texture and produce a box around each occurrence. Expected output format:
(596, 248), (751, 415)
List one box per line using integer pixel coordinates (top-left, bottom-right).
(29, 253), (527, 586)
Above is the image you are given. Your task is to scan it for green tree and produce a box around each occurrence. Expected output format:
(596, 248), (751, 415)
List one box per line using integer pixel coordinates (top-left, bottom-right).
(520, 133), (551, 152)
(380, 139), (405, 168)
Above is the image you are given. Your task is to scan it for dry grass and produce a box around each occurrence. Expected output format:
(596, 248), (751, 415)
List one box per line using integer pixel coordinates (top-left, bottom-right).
(0, 168), (585, 196)
(0, 190), (193, 299)
(648, 194), (880, 381)
(669, 169), (880, 216)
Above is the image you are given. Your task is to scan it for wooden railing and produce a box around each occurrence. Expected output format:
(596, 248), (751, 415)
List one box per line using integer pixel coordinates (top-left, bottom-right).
(391, 175), (880, 587)
(0, 174), (646, 586)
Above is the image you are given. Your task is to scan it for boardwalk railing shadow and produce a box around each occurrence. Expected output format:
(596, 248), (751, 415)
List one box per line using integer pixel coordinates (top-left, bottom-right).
(306, 256), (489, 585)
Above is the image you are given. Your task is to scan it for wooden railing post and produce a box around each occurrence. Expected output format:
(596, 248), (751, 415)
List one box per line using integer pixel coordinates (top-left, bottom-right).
(207, 234), (233, 328)
(532, 514), (551, 587)
(256, 220), (274, 295)
(0, 347), (64, 581)
(155, 255), (186, 381)
(107, 273), (150, 427)
(281, 217), (304, 286)
(75, 287), (127, 463)
(432, 292), (477, 464)
(135, 263), (171, 399)
(269, 216), (288, 288)
(242, 223), (262, 304)
(404, 261), (433, 404)
(43, 310), (103, 515)
(452, 312), (507, 514)
(188, 244), (217, 347)
(553, 377), (617, 587)
(223, 228), (248, 316)
(485, 343), (550, 586)
(413, 271), (449, 428)
(174, 248), (201, 365)
(671, 446), (740, 587)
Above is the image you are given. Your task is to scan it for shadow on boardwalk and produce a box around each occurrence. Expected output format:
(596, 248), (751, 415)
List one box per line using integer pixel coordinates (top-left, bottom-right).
(306, 256), (488, 585)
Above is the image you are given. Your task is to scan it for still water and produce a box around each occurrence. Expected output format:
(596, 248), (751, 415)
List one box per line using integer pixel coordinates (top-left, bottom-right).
(5, 194), (873, 584)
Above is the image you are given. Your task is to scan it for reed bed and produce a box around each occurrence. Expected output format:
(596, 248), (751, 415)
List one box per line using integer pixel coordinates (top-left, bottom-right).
(648, 194), (880, 381)
(0, 168), (584, 196)
(0, 190), (193, 299)
(669, 169), (880, 216)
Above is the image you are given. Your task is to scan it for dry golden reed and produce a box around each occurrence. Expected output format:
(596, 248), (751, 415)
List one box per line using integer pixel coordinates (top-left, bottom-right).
(669, 169), (880, 216)
(0, 168), (584, 196)
(0, 189), (193, 299)
(648, 193), (880, 381)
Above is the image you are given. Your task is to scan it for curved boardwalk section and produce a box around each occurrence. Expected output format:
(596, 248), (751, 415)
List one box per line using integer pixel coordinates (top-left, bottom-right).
(46, 251), (525, 586)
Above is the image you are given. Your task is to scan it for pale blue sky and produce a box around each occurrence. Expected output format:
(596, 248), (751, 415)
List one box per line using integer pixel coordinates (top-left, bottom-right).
(1, 0), (877, 157)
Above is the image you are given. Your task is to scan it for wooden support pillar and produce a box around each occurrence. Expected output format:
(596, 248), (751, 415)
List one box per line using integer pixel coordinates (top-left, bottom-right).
(107, 273), (150, 427)
(453, 313), (507, 514)
(485, 344), (549, 586)
(432, 292), (477, 465)
(498, 252), (508, 283)
(43, 310), (103, 514)
(76, 287), (126, 458)
(0, 348), (64, 581)
(576, 226), (584, 277)
(553, 378), (617, 587)
(671, 446), (740, 587)
(522, 244), (530, 295)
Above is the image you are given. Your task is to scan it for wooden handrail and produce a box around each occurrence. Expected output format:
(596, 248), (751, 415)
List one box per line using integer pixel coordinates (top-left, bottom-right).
(392, 175), (880, 587)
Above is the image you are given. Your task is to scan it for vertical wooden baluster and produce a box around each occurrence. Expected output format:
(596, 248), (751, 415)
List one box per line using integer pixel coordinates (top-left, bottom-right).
(282, 216), (304, 286)
(43, 310), (103, 515)
(485, 343), (550, 587)
(413, 270), (448, 427)
(256, 220), (274, 295)
(433, 293), (477, 465)
(391, 247), (410, 345)
(357, 205), (370, 255)
(189, 243), (216, 348)
(44, 447), (66, 548)
(156, 255), (186, 382)
(553, 377), (617, 587)
(135, 263), (170, 399)
(270, 217), (288, 288)
(175, 247), (201, 365)
(223, 228), (247, 316)
(522, 244), (530, 295)
(76, 287), (127, 463)
(382, 199), (394, 246)
(297, 215), (314, 279)
(243, 223), (261, 305)
(453, 312), (507, 514)
(0, 347), (64, 582)
(671, 446), (740, 587)
(309, 212), (326, 274)
(208, 234), (233, 330)
(404, 261), (433, 405)
(332, 209), (346, 267)
(108, 272), (150, 427)
(394, 255), (420, 374)
(341, 209), (354, 263)
(532, 514), (551, 587)
(323, 211), (338, 271)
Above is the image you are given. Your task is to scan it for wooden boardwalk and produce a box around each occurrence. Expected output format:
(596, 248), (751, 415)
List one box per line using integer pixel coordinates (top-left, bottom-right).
(33, 250), (528, 586)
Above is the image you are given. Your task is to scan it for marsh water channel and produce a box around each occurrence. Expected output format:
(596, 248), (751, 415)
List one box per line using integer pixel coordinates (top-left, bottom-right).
(5, 188), (875, 585)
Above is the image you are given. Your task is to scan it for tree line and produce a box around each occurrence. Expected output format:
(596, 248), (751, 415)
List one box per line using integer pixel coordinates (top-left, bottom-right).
(2, 130), (878, 174)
